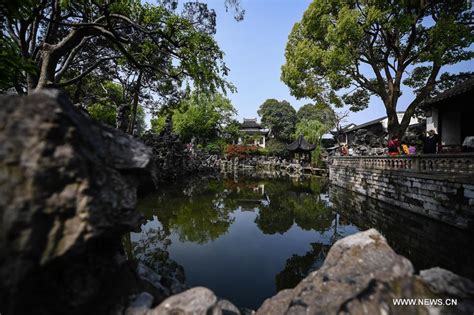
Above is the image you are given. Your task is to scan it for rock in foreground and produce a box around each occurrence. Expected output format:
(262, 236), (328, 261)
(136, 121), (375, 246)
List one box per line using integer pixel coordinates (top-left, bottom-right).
(128, 229), (473, 315)
(255, 229), (474, 315)
(0, 90), (155, 315)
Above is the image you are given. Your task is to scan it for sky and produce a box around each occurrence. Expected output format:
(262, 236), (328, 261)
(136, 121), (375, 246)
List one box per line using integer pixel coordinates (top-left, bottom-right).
(207, 0), (473, 127)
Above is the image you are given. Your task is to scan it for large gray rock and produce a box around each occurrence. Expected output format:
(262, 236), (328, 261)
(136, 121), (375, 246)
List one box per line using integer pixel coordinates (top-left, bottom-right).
(145, 287), (241, 315)
(420, 267), (474, 299)
(255, 229), (473, 315)
(0, 90), (155, 314)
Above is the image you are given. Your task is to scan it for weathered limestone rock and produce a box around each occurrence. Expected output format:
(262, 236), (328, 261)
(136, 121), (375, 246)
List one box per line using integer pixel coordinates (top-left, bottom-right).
(420, 267), (474, 298)
(125, 292), (155, 315)
(140, 130), (218, 185)
(255, 229), (474, 315)
(0, 90), (155, 314)
(150, 287), (218, 314)
(143, 287), (241, 315)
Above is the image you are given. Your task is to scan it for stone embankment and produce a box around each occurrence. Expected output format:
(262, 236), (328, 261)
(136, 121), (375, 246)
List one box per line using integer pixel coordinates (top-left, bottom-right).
(1, 92), (472, 315)
(329, 156), (474, 229)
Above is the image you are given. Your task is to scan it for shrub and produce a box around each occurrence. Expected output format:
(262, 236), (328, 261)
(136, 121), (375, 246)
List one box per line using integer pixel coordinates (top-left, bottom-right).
(257, 147), (269, 156)
(265, 139), (289, 158)
(206, 139), (226, 155)
(224, 144), (259, 158)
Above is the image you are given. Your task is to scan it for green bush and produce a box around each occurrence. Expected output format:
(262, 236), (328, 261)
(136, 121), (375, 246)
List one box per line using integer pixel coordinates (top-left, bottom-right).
(88, 103), (116, 127)
(257, 147), (269, 155)
(206, 139), (226, 155)
(265, 139), (289, 157)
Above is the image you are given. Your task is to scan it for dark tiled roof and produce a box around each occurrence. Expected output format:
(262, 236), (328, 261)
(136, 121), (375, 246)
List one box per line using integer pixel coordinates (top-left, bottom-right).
(338, 123), (357, 133)
(337, 112), (409, 134)
(349, 116), (386, 131)
(240, 129), (269, 135)
(286, 135), (316, 152)
(426, 78), (474, 105)
(240, 118), (262, 129)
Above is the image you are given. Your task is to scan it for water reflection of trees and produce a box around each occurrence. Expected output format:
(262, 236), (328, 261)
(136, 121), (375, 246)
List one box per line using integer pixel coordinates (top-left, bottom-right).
(274, 213), (347, 290)
(275, 242), (331, 291)
(255, 177), (333, 234)
(138, 179), (235, 244)
(133, 175), (347, 297)
(137, 176), (334, 244)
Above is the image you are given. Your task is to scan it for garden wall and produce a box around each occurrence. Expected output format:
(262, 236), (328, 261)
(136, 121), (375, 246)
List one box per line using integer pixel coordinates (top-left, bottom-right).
(329, 155), (474, 229)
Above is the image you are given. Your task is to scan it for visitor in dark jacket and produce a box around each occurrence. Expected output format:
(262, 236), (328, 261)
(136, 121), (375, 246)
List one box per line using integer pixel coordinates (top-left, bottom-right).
(422, 130), (439, 154)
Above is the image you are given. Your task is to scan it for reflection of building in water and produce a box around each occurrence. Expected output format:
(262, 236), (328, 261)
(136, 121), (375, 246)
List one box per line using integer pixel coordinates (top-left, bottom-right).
(252, 184), (265, 195)
(238, 183), (268, 205)
(329, 185), (474, 280)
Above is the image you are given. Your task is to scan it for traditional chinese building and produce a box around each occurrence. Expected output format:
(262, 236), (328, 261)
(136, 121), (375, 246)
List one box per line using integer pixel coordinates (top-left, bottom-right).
(425, 78), (474, 152)
(238, 118), (269, 148)
(286, 135), (316, 163)
(334, 113), (420, 146)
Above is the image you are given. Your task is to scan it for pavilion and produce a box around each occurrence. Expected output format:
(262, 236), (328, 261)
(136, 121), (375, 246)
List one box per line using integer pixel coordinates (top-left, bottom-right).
(286, 135), (316, 163)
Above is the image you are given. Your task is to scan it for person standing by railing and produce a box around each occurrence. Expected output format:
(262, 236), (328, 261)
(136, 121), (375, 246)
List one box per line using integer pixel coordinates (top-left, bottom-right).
(422, 130), (439, 154)
(387, 136), (401, 156)
(340, 144), (348, 156)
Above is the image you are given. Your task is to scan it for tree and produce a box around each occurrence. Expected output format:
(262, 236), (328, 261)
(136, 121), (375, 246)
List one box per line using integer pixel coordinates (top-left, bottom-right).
(297, 103), (337, 129)
(282, 0), (473, 137)
(295, 120), (327, 145)
(265, 139), (289, 157)
(294, 119), (328, 165)
(2, 0), (232, 97)
(258, 99), (297, 142)
(75, 79), (146, 135)
(151, 92), (237, 143)
(221, 119), (242, 144)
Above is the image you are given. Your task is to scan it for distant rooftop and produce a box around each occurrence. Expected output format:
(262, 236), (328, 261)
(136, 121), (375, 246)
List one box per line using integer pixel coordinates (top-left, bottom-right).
(338, 112), (410, 134)
(240, 118), (269, 135)
(241, 118), (262, 129)
(286, 135), (316, 152)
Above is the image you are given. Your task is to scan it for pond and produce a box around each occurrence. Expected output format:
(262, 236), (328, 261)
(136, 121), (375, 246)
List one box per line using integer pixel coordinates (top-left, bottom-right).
(130, 172), (474, 310)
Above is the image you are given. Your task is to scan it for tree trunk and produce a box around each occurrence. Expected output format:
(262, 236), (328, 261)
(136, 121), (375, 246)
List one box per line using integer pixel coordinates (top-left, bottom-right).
(385, 98), (401, 138)
(35, 47), (61, 90)
(127, 72), (142, 135)
(116, 103), (131, 132)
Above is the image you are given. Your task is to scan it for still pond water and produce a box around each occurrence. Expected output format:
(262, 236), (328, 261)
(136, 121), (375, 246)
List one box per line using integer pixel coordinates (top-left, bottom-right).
(131, 173), (473, 309)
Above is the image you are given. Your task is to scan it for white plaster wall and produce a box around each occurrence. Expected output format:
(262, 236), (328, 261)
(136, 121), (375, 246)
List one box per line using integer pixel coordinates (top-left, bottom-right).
(441, 112), (461, 145)
(426, 108), (439, 133)
(381, 113), (419, 130)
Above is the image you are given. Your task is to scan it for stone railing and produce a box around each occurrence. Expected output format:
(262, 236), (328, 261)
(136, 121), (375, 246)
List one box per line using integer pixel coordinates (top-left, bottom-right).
(330, 153), (474, 175)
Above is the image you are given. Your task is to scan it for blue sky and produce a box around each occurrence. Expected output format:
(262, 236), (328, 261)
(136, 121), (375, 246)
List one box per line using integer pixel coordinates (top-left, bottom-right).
(208, 0), (473, 126)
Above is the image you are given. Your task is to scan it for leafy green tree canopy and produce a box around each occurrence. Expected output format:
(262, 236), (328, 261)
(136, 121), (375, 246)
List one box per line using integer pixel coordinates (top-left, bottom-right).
(295, 119), (327, 145)
(151, 92), (237, 143)
(282, 0), (473, 137)
(258, 99), (297, 142)
(2, 0), (233, 96)
(80, 80), (146, 135)
(297, 103), (337, 129)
